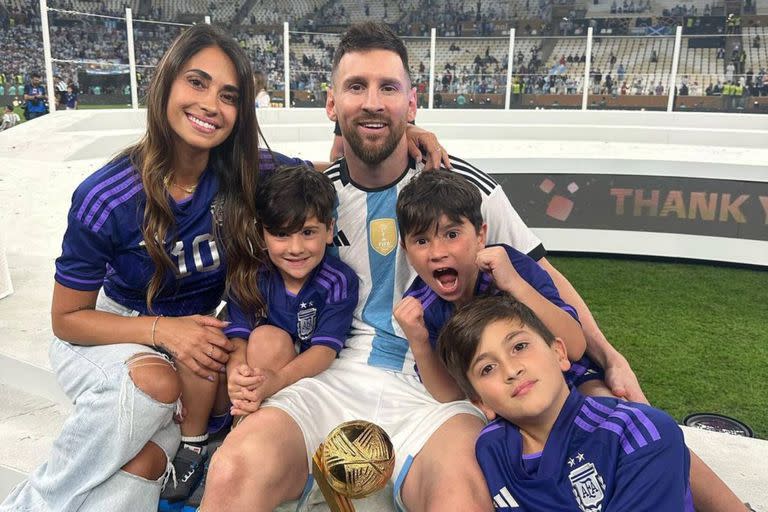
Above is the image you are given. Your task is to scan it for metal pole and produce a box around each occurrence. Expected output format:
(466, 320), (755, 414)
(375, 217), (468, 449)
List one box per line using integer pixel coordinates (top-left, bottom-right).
(125, 8), (139, 109)
(667, 26), (683, 112)
(283, 21), (290, 109)
(582, 26), (593, 111)
(39, 0), (56, 112)
(428, 28), (436, 109)
(505, 28), (515, 110)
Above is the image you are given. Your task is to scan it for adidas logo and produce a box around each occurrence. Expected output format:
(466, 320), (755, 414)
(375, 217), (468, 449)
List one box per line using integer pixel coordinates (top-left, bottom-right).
(332, 230), (351, 247)
(493, 486), (520, 509)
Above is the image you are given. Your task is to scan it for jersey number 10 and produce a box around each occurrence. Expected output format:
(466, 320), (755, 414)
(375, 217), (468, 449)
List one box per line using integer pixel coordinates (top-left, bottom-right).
(169, 234), (221, 277)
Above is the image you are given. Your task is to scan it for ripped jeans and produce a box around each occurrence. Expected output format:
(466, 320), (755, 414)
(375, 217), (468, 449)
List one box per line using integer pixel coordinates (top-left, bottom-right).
(0, 291), (181, 512)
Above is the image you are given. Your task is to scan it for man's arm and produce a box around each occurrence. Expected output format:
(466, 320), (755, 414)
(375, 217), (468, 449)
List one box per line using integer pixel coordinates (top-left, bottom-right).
(538, 257), (648, 403)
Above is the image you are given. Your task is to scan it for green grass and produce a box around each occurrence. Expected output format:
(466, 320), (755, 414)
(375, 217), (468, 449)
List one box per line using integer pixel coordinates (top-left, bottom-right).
(548, 255), (768, 439)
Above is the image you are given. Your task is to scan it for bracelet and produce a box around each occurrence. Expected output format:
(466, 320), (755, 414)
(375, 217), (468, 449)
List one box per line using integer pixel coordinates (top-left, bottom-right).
(151, 315), (162, 349)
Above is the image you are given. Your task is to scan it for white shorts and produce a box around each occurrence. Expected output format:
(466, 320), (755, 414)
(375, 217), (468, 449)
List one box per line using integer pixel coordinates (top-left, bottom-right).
(264, 357), (486, 510)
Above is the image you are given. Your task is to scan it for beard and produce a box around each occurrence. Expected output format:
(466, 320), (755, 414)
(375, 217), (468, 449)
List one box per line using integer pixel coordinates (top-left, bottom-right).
(342, 117), (405, 165)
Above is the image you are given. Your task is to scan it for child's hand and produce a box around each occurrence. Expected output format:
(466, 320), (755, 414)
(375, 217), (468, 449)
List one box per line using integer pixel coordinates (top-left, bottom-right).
(476, 246), (523, 294)
(230, 368), (282, 416)
(393, 297), (430, 349)
(227, 364), (265, 402)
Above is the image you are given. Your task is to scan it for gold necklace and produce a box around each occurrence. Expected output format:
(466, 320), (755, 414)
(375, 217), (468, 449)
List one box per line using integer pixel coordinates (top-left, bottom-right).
(163, 174), (198, 195)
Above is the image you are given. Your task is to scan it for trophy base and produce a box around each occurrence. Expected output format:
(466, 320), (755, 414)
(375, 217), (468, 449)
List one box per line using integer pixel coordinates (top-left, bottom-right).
(312, 443), (355, 512)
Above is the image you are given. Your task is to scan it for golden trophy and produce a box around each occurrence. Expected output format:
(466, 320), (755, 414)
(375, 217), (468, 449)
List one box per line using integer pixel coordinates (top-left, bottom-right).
(312, 420), (395, 512)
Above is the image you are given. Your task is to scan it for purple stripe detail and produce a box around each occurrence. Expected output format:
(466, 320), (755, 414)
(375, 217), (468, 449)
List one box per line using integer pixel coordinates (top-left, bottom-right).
(522, 451), (542, 460)
(55, 271), (104, 285)
(83, 173), (139, 225)
(569, 363), (587, 376)
(478, 272), (493, 293)
(76, 165), (133, 220)
(92, 182), (143, 232)
(312, 336), (344, 350)
(421, 291), (438, 310)
(618, 404), (662, 441)
(609, 411), (648, 450)
(479, 421), (503, 437)
(224, 327), (252, 338)
(320, 263), (348, 301)
(315, 275), (335, 302)
(579, 403), (609, 426)
(406, 283), (431, 299)
(563, 305), (578, 319)
(598, 421), (636, 454)
(575, 416), (597, 433)
(318, 269), (340, 302)
(585, 397), (614, 415)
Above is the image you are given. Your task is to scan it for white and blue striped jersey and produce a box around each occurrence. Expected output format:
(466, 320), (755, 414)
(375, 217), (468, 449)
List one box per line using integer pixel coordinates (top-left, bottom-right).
(324, 155), (545, 375)
(477, 390), (694, 511)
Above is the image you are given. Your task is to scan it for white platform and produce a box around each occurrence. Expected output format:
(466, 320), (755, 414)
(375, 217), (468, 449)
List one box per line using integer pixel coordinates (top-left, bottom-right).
(0, 109), (766, 510)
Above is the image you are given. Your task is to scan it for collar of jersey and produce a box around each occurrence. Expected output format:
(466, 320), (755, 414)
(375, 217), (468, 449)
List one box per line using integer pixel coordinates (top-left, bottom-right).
(338, 156), (418, 192)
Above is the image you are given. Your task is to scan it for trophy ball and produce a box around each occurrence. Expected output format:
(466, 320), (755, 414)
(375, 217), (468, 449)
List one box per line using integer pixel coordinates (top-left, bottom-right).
(321, 420), (395, 499)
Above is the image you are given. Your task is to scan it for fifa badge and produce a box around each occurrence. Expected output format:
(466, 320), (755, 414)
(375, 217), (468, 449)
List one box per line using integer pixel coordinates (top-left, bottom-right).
(297, 302), (317, 341)
(568, 460), (606, 512)
(369, 218), (397, 256)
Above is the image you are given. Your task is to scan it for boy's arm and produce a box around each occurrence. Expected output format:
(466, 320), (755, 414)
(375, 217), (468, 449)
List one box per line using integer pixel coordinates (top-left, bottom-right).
(538, 258), (647, 403)
(477, 246), (586, 361)
(393, 297), (464, 402)
(604, 411), (692, 511)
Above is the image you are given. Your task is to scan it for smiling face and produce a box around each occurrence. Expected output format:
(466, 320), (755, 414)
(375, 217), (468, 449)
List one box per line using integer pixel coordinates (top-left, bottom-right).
(327, 48), (416, 172)
(402, 214), (487, 305)
(263, 216), (334, 294)
(468, 319), (571, 428)
(166, 45), (240, 162)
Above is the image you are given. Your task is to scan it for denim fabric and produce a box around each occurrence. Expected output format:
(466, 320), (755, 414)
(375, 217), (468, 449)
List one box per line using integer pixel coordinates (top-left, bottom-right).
(0, 291), (181, 512)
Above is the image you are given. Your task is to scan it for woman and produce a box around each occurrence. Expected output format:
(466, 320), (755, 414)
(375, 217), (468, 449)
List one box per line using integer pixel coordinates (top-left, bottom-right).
(0, 24), (283, 512)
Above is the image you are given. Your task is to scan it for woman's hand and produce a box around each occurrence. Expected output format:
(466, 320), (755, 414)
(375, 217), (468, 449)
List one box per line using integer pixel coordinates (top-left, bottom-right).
(154, 315), (234, 380)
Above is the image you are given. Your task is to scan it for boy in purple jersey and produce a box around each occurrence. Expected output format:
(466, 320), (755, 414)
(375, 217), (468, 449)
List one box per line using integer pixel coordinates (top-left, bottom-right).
(224, 165), (359, 417)
(393, 170), (614, 401)
(438, 295), (694, 512)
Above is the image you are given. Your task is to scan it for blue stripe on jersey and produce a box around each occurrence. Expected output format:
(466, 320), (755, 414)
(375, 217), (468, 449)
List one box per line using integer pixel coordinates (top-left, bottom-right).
(363, 188), (409, 370)
(575, 398), (662, 454)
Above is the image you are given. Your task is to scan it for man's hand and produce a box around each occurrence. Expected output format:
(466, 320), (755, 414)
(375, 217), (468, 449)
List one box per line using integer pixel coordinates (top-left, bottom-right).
(603, 353), (648, 404)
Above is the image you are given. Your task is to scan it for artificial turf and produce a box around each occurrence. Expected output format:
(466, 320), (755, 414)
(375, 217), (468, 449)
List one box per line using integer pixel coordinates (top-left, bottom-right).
(549, 254), (768, 439)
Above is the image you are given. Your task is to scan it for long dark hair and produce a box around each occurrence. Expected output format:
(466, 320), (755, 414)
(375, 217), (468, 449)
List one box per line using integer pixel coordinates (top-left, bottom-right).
(117, 24), (267, 314)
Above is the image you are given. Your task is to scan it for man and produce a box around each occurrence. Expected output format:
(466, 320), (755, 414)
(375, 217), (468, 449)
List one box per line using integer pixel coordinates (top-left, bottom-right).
(23, 72), (47, 120)
(201, 22), (739, 512)
(1, 104), (20, 131)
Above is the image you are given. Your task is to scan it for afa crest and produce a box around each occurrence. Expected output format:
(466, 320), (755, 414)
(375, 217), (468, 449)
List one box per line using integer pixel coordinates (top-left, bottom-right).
(369, 218), (397, 256)
(569, 462), (606, 512)
(297, 303), (317, 341)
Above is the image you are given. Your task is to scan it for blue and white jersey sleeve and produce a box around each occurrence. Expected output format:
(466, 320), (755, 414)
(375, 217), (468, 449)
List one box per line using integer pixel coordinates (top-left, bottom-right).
(309, 259), (359, 354)
(449, 156), (545, 261)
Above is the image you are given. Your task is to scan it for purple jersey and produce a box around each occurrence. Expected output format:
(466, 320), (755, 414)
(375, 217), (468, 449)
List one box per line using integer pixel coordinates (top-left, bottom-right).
(54, 150), (306, 316)
(224, 254), (359, 354)
(476, 390), (694, 511)
(403, 243), (602, 387)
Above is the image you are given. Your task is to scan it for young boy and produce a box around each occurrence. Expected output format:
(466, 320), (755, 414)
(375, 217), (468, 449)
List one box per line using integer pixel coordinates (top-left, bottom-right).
(393, 170), (608, 401)
(438, 295), (694, 511)
(160, 165), (358, 506)
(224, 165), (359, 415)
